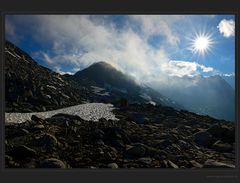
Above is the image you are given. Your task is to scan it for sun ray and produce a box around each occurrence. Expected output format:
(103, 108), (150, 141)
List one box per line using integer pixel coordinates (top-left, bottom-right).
(188, 30), (215, 57)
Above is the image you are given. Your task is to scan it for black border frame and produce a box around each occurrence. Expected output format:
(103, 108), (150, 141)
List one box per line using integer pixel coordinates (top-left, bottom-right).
(0, 1), (240, 183)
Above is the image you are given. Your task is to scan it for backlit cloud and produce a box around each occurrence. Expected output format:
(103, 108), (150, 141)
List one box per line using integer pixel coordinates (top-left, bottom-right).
(161, 60), (214, 77)
(217, 19), (235, 38)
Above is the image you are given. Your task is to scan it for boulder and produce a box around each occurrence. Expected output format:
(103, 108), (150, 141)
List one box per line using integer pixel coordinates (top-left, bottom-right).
(130, 113), (146, 124)
(189, 160), (203, 168)
(193, 131), (214, 147)
(207, 124), (228, 138)
(162, 160), (179, 168)
(156, 139), (172, 148)
(32, 124), (45, 131)
(107, 163), (118, 169)
(8, 145), (36, 159)
(95, 139), (105, 146)
(138, 157), (152, 165)
(17, 128), (29, 136)
(105, 127), (130, 144)
(125, 143), (146, 157)
(34, 133), (58, 147)
(203, 159), (235, 168)
(39, 158), (67, 168)
(92, 129), (105, 139)
(211, 140), (233, 152)
(168, 160), (179, 168)
(31, 114), (44, 122)
(222, 128), (235, 143)
(111, 140), (125, 149)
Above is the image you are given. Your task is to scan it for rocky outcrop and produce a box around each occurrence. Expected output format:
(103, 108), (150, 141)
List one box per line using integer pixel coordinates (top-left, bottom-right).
(5, 41), (90, 113)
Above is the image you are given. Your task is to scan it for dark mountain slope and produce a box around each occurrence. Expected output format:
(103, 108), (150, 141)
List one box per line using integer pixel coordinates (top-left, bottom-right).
(74, 61), (141, 94)
(5, 41), (89, 112)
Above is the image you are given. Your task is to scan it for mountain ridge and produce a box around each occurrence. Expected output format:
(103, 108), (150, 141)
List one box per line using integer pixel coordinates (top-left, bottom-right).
(148, 74), (235, 121)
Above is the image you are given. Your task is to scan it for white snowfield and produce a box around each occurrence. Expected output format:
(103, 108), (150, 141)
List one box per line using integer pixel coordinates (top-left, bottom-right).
(5, 103), (119, 124)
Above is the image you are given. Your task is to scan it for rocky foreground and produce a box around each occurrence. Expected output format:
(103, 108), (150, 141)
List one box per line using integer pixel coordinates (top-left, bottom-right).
(5, 103), (235, 169)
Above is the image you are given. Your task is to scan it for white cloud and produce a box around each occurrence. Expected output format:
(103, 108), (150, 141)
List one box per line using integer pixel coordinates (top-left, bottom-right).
(162, 60), (214, 77)
(199, 64), (214, 72)
(72, 67), (82, 73)
(42, 52), (54, 65)
(130, 15), (181, 45)
(54, 66), (74, 75)
(222, 73), (235, 77)
(217, 19), (235, 38)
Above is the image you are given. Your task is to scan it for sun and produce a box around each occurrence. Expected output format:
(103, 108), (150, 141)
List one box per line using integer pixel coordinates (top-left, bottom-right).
(194, 36), (209, 52)
(189, 31), (215, 57)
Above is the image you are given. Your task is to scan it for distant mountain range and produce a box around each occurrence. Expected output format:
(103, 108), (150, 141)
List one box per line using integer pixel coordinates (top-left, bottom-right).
(148, 75), (235, 121)
(5, 40), (235, 121)
(222, 75), (235, 89)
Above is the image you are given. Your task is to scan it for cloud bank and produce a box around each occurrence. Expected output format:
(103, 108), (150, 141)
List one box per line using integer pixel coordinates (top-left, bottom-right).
(217, 19), (235, 38)
(162, 61), (214, 77)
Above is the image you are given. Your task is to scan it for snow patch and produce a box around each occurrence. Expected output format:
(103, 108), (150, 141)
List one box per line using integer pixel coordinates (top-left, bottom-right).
(5, 103), (119, 123)
(91, 86), (110, 96)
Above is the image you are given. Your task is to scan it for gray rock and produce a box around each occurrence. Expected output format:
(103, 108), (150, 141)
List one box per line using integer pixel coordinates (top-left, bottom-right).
(92, 129), (105, 139)
(194, 131), (214, 147)
(207, 124), (231, 140)
(39, 158), (67, 168)
(126, 144), (146, 157)
(111, 140), (125, 149)
(159, 134), (178, 142)
(35, 133), (58, 147)
(5, 155), (13, 162)
(223, 153), (235, 159)
(156, 139), (172, 148)
(8, 145), (36, 158)
(106, 127), (123, 140)
(203, 159), (235, 168)
(163, 160), (179, 168)
(98, 148), (104, 155)
(138, 157), (152, 165)
(168, 160), (179, 168)
(32, 124), (45, 131)
(223, 128), (235, 143)
(212, 140), (233, 152)
(18, 128), (29, 136)
(95, 139), (105, 145)
(190, 160), (203, 168)
(130, 113), (146, 124)
(52, 113), (82, 122)
(31, 114), (44, 122)
(107, 163), (118, 169)
(41, 106), (46, 111)
(178, 140), (190, 149)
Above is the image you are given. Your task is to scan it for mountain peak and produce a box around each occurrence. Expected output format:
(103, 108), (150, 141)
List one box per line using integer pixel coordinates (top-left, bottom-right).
(74, 61), (117, 77)
(73, 60), (141, 94)
(93, 61), (111, 66)
(89, 61), (115, 70)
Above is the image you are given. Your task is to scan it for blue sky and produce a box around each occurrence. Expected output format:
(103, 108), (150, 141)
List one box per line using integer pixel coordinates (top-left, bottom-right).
(5, 15), (235, 84)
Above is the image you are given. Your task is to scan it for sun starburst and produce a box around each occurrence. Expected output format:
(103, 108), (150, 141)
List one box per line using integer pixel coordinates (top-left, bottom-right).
(188, 31), (215, 57)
